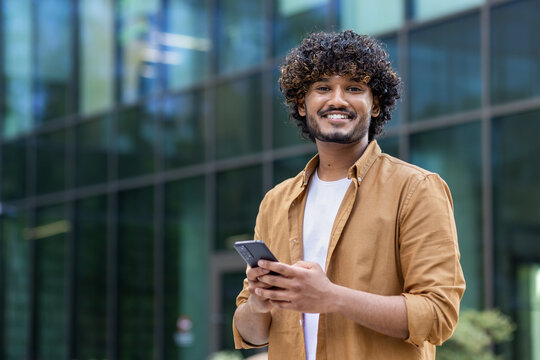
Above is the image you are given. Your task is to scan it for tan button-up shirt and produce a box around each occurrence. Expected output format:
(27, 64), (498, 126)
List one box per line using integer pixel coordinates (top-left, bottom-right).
(233, 141), (466, 359)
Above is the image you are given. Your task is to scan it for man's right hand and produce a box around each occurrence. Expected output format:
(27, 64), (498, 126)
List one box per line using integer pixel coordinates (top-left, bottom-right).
(246, 266), (275, 313)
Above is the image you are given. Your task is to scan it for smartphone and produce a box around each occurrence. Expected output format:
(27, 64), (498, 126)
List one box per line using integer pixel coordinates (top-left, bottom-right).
(233, 240), (278, 268)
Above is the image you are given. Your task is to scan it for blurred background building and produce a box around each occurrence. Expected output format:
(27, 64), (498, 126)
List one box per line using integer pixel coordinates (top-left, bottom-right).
(0, 0), (539, 359)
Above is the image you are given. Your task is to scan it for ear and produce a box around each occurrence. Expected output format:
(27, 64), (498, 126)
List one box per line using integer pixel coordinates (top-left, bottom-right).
(297, 97), (306, 117)
(371, 96), (380, 118)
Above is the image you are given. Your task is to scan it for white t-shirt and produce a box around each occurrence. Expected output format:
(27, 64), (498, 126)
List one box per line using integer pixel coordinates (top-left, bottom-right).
(302, 170), (352, 360)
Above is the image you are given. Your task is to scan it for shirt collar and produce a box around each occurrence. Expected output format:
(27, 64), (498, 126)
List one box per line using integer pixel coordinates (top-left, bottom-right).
(301, 140), (382, 187)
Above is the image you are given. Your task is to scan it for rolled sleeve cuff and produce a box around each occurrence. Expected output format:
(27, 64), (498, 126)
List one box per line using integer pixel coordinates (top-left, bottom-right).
(232, 300), (269, 349)
(402, 293), (434, 347)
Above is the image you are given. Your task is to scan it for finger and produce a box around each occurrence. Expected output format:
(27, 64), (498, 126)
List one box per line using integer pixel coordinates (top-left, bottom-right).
(246, 266), (270, 281)
(258, 260), (302, 278)
(258, 274), (294, 289)
(255, 287), (290, 302)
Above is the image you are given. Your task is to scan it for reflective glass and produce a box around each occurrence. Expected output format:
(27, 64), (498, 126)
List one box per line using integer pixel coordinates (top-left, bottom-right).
(75, 116), (111, 187)
(118, 187), (155, 359)
(410, 122), (483, 309)
(491, 0), (540, 104)
(379, 36), (401, 128)
(340, 0), (403, 35)
(378, 137), (400, 158)
(412, 0), (483, 21)
(1, 139), (28, 201)
(116, 102), (157, 179)
(36, 0), (72, 123)
(2, 0), (33, 139)
(216, 75), (262, 159)
(273, 0), (329, 57)
(162, 91), (206, 169)
(36, 129), (66, 194)
(2, 211), (30, 360)
(409, 14), (481, 121)
(217, 0), (264, 74)
(273, 153), (314, 185)
(273, 70), (306, 149)
(492, 110), (540, 360)
(118, 0), (161, 103)
(216, 165), (262, 250)
(75, 196), (108, 359)
(165, 0), (210, 89)
(80, 0), (114, 115)
(35, 204), (68, 359)
(164, 177), (208, 359)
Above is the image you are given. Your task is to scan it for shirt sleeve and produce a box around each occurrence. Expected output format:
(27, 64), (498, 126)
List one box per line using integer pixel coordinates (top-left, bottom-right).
(398, 174), (466, 347)
(232, 195), (272, 349)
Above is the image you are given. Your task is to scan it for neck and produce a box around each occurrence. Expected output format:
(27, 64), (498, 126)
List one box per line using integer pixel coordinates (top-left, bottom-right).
(315, 137), (370, 181)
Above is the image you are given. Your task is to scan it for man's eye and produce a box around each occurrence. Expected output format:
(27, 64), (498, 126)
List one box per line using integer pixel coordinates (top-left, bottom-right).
(317, 86), (329, 91)
(349, 87), (363, 92)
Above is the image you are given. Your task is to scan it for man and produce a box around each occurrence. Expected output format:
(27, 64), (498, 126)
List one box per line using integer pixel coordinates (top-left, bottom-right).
(232, 31), (465, 360)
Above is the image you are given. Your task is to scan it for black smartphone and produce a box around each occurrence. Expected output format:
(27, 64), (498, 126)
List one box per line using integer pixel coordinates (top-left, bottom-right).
(233, 240), (278, 268)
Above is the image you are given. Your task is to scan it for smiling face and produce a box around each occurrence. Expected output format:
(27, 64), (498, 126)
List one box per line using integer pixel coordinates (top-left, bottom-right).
(298, 75), (380, 145)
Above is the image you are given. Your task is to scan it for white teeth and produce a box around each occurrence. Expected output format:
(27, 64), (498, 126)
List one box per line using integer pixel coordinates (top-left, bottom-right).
(326, 114), (349, 119)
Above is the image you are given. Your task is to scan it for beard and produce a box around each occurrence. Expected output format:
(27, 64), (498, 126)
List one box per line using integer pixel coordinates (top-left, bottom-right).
(306, 109), (370, 144)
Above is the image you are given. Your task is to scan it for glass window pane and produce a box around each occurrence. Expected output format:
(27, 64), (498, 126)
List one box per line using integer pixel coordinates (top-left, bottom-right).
(119, 0), (161, 104)
(491, 0), (540, 105)
(36, 129), (66, 194)
(216, 165), (262, 250)
(75, 116), (111, 187)
(410, 122), (482, 309)
(36, 0), (72, 123)
(273, 153), (314, 185)
(164, 177), (208, 359)
(1, 139), (28, 201)
(379, 36), (401, 128)
(2, 0), (33, 139)
(75, 196), (108, 359)
(216, 75), (262, 159)
(340, 0), (403, 36)
(409, 14), (481, 121)
(378, 137), (400, 158)
(273, 0), (329, 57)
(165, 0), (210, 90)
(412, 0), (483, 21)
(492, 110), (540, 360)
(273, 70), (305, 149)
(118, 187), (154, 359)
(217, 0), (264, 74)
(79, 0), (114, 115)
(35, 204), (68, 359)
(2, 211), (30, 360)
(162, 91), (207, 169)
(116, 102), (157, 179)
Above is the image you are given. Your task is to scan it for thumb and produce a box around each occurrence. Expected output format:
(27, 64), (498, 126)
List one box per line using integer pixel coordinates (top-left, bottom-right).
(293, 260), (317, 269)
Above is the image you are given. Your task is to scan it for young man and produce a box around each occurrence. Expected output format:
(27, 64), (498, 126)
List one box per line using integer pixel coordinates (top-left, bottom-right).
(232, 31), (465, 360)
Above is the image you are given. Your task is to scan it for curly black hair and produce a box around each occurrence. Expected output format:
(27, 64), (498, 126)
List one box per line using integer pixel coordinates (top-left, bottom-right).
(279, 30), (401, 141)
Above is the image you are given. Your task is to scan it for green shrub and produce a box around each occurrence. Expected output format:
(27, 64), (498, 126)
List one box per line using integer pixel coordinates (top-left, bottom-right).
(437, 309), (516, 360)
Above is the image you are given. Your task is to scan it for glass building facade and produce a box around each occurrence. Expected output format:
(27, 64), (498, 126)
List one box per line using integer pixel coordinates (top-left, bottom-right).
(1, 0), (539, 359)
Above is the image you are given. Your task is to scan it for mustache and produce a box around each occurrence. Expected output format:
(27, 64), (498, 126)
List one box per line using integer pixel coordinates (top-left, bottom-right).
(317, 107), (356, 118)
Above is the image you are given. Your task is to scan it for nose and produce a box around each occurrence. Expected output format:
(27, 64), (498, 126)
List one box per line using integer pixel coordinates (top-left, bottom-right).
(327, 87), (348, 108)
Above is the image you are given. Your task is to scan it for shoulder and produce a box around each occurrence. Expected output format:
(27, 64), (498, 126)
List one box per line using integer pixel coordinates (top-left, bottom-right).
(373, 152), (452, 207)
(260, 172), (303, 211)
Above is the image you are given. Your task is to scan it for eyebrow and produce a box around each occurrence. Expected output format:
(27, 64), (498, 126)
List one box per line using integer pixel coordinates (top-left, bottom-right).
(314, 77), (366, 84)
